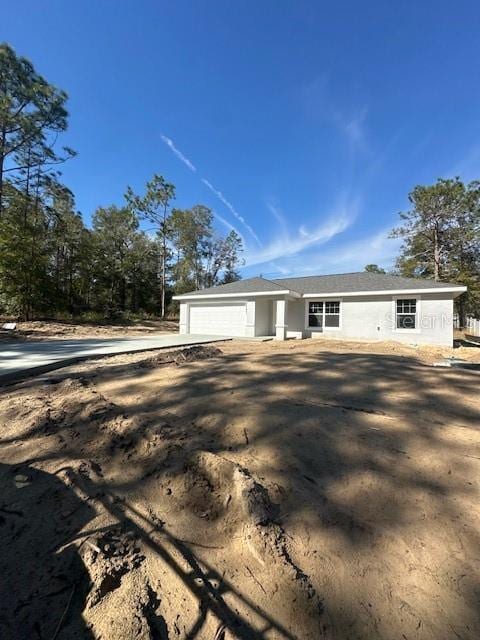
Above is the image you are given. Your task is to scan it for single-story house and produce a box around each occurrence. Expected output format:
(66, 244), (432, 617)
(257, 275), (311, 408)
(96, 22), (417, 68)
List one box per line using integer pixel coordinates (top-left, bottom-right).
(172, 272), (467, 346)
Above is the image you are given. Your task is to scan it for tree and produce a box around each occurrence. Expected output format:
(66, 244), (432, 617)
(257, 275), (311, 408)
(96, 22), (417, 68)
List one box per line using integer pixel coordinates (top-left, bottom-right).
(445, 183), (480, 323)
(218, 230), (243, 284)
(0, 45), (245, 321)
(390, 178), (470, 281)
(170, 205), (213, 292)
(0, 43), (75, 217)
(125, 175), (175, 318)
(203, 230), (243, 287)
(127, 233), (160, 313)
(170, 206), (243, 292)
(90, 206), (139, 315)
(48, 184), (91, 313)
(0, 43), (77, 319)
(0, 181), (53, 318)
(391, 178), (480, 323)
(364, 264), (386, 274)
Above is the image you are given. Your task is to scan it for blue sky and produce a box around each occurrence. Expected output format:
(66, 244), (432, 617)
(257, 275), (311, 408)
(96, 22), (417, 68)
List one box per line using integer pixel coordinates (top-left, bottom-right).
(4, 1), (480, 278)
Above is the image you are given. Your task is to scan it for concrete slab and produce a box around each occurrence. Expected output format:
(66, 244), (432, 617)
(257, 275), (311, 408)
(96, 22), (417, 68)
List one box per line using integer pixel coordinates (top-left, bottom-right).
(232, 336), (274, 342)
(432, 357), (480, 371)
(0, 334), (230, 384)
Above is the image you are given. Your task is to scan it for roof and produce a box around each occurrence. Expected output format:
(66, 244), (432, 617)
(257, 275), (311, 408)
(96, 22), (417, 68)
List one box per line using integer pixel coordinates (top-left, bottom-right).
(173, 272), (466, 299)
(177, 276), (289, 297)
(271, 272), (463, 295)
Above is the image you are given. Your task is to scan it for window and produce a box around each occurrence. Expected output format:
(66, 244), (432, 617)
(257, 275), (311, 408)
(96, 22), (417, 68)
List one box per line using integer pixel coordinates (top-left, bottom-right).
(308, 300), (341, 329)
(396, 298), (416, 329)
(308, 301), (323, 328)
(325, 301), (340, 327)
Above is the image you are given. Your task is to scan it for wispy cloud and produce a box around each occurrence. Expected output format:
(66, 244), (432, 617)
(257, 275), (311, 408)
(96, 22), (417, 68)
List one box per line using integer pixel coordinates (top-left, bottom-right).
(160, 134), (197, 172)
(201, 178), (262, 246)
(334, 107), (368, 151)
(244, 197), (357, 268)
(254, 227), (400, 278)
(267, 201), (288, 235)
(302, 75), (369, 152)
(266, 261), (291, 275)
(313, 228), (400, 272)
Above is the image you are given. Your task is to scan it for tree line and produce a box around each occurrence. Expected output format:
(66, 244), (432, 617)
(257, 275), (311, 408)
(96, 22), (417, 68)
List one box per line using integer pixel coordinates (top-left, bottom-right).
(365, 178), (480, 325)
(1, 43), (478, 325)
(0, 43), (242, 320)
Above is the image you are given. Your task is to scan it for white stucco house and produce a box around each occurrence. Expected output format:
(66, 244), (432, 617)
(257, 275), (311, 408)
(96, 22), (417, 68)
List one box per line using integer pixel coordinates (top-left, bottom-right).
(173, 272), (467, 346)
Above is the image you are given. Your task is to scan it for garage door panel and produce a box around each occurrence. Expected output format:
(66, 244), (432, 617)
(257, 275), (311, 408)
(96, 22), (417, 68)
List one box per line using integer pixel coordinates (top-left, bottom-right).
(189, 303), (246, 336)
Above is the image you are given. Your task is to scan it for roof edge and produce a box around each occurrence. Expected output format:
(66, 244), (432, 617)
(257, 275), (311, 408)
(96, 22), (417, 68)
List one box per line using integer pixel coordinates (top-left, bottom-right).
(173, 285), (467, 301)
(302, 286), (467, 298)
(172, 289), (299, 300)
(272, 271), (463, 285)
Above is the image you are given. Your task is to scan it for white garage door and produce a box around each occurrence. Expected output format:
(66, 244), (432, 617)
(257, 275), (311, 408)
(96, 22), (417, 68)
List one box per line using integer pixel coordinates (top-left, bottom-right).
(189, 303), (246, 337)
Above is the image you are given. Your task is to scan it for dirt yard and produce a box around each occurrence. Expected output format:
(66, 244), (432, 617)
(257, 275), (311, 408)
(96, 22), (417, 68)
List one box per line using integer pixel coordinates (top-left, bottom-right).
(0, 318), (178, 341)
(0, 338), (479, 640)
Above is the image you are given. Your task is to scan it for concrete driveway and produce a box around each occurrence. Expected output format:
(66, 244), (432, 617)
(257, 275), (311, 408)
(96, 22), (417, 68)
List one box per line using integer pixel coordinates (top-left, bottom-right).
(0, 334), (229, 383)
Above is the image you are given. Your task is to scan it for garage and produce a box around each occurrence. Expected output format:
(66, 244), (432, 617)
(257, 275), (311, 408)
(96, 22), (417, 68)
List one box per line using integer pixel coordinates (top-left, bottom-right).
(188, 302), (246, 336)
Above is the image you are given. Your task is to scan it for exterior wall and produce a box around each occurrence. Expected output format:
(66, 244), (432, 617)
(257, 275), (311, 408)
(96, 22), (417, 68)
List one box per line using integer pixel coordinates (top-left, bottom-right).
(286, 299), (305, 338)
(245, 300), (256, 337)
(255, 299), (274, 336)
(274, 299), (287, 340)
(181, 293), (454, 346)
(285, 293), (454, 346)
(179, 302), (188, 334)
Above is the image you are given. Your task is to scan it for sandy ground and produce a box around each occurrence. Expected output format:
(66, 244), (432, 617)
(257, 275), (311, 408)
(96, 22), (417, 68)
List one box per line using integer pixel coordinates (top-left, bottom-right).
(0, 338), (479, 640)
(0, 319), (178, 341)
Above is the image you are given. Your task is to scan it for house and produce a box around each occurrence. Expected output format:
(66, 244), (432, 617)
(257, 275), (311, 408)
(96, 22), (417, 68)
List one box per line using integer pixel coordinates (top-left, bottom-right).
(172, 272), (467, 346)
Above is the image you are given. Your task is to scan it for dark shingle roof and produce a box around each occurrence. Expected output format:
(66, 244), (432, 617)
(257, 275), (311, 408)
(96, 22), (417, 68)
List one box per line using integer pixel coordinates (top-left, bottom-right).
(271, 272), (462, 294)
(180, 276), (289, 297)
(177, 272), (464, 297)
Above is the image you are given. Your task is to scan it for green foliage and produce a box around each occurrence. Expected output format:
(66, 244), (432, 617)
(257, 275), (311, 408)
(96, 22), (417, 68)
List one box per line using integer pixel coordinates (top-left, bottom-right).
(48, 185), (92, 314)
(170, 205), (243, 292)
(0, 43), (78, 318)
(364, 264), (386, 274)
(125, 175), (176, 228)
(0, 42), (75, 216)
(125, 175), (176, 317)
(0, 184), (51, 317)
(391, 178), (480, 321)
(0, 45), (244, 320)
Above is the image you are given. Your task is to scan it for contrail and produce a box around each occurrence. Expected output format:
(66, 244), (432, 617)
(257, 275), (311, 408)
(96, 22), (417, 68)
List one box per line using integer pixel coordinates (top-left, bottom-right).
(161, 133), (261, 246)
(212, 209), (246, 245)
(201, 178), (261, 246)
(161, 134), (196, 172)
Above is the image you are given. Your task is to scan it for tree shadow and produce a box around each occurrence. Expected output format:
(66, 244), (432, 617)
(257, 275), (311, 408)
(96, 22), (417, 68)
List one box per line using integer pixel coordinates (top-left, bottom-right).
(65, 467), (299, 640)
(1, 342), (480, 638)
(0, 462), (95, 640)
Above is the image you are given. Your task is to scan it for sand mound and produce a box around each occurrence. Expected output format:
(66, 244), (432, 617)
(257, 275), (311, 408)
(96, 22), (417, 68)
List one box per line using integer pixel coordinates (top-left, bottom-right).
(0, 364), (324, 639)
(139, 344), (223, 368)
(4, 337), (477, 638)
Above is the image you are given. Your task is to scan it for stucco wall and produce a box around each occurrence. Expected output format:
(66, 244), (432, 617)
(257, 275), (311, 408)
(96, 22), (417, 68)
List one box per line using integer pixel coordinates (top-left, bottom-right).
(179, 302), (188, 334)
(255, 299), (274, 336)
(181, 293), (454, 345)
(286, 293), (454, 346)
(286, 299), (305, 338)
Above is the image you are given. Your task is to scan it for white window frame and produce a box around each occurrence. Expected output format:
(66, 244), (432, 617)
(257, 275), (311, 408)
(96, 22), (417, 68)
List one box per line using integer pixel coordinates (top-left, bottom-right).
(392, 295), (421, 334)
(304, 298), (342, 331)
